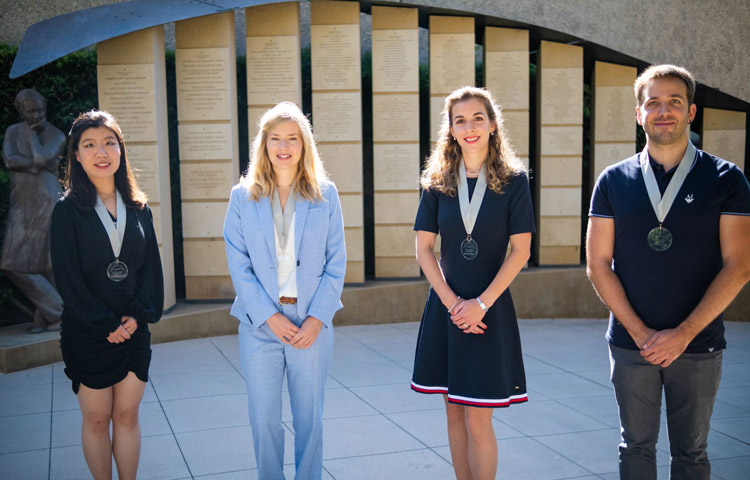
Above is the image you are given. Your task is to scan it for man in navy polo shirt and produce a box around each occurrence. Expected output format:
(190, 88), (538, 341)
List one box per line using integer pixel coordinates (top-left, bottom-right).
(586, 64), (750, 480)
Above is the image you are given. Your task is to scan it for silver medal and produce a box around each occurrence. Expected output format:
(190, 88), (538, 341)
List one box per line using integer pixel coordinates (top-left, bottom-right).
(647, 226), (673, 251)
(461, 236), (479, 260)
(107, 259), (129, 281)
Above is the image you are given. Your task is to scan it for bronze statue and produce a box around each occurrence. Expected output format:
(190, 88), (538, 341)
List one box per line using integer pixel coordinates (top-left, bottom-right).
(2, 89), (65, 332)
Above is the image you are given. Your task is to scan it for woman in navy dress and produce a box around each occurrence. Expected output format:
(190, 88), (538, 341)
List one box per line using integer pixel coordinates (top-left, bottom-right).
(50, 110), (163, 480)
(411, 86), (534, 480)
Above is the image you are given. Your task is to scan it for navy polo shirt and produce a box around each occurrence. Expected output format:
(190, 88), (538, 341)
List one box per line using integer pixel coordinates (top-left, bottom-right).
(589, 149), (750, 352)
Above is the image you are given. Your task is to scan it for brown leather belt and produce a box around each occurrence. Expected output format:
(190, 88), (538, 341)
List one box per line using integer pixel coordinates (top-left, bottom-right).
(279, 296), (297, 305)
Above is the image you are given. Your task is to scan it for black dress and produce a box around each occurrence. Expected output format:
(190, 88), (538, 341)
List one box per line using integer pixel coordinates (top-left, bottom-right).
(411, 173), (535, 407)
(50, 196), (164, 394)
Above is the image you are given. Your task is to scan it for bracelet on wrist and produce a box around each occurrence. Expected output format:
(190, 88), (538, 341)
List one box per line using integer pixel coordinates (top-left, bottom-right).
(448, 296), (461, 313)
(476, 297), (488, 311)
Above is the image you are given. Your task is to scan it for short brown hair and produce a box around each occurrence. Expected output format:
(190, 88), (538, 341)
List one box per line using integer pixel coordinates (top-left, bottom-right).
(634, 64), (696, 106)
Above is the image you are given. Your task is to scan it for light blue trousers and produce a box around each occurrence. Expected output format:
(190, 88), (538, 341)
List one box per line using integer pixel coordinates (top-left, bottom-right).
(239, 304), (333, 480)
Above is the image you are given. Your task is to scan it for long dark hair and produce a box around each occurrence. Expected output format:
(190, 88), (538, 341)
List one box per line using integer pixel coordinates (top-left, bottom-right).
(64, 110), (147, 210)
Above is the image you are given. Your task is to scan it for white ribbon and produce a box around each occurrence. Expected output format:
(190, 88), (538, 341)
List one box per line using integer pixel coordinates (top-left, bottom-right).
(93, 190), (126, 259)
(640, 142), (697, 224)
(457, 159), (487, 238)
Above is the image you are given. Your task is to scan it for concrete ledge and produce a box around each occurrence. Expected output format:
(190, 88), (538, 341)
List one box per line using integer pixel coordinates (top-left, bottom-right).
(2, 267), (748, 372)
(512, 267), (609, 318)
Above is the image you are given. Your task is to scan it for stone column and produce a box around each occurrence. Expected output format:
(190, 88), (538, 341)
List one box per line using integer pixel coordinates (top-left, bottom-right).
(175, 12), (239, 299)
(591, 61), (637, 187)
(246, 1), (302, 142)
(536, 41), (583, 265)
(429, 16), (475, 145)
(484, 27), (529, 169)
(97, 26), (176, 309)
(371, 6), (420, 278)
(702, 108), (746, 170)
(311, 0), (364, 283)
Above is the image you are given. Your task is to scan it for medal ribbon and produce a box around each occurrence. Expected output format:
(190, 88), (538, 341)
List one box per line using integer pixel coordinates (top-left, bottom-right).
(457, 159), (488, 238)
(272, 188), (296, 254)
(94, 190), (126, 259)
(640, 142), (697, 224)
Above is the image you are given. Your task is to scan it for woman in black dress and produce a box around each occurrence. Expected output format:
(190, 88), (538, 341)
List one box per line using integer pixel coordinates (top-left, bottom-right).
(411, 87), (534, 480)
(50, 110), (163, 480)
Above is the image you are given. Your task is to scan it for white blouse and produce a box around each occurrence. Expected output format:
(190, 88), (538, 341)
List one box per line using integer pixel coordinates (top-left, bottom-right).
(275, 211), (297, 298)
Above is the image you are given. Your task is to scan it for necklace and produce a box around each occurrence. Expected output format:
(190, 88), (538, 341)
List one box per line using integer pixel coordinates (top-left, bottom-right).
(465, 169), (480, 178)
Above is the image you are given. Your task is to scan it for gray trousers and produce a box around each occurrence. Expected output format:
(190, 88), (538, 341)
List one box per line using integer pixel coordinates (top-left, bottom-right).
(609, 344), (722, 480)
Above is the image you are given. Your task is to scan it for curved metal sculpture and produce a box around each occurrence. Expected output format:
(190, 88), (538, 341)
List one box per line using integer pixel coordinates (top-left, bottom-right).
(9, 0), (289, 78)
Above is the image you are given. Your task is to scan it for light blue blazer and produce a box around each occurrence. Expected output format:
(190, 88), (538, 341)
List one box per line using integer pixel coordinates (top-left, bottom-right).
(223, 180), (346, 330)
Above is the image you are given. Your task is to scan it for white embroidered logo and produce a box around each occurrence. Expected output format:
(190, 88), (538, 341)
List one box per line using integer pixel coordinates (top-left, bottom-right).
(685, 194), (694, 203)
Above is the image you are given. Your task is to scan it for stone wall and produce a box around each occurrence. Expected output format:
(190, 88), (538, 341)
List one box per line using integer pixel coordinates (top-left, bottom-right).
(2, 0), (749, 104)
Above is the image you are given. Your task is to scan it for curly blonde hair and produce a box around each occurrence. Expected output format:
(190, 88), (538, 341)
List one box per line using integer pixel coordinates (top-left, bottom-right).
(420, 86), (525, 196)
(241, 102), (328, 202)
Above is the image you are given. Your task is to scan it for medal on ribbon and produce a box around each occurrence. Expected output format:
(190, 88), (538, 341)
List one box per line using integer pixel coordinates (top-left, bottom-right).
(640, 143), (697, 252)
(94, 190), (128, 282)
(457, 159), (487, 261)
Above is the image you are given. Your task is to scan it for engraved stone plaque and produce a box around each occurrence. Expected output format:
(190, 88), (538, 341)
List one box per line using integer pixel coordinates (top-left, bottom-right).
(372, 29), (419, 93)
(178, 123), (233, 160)
(339, 193), (364, 228)
(180, 163), (234, 200)
(502, 110), (529, 156)
(318, 144), (363, 193)
(176, 48), (231, 121)
(311, 24), (361, 91)
(246, 35), (301, 106)
(344, 228), (365, 262)
(430, 33), (475, 94)
(430, 95), (446, 143)
(97, 64), (157, 143)
(374, 192), (419, 224)
(703, 108), (746, 170)
(593, 143), (635, 180)
(540, 187), (582, 216)
(248, 106), (267, 143)
(540, 156), (583, 187)
(485, 51), (529, 110)
(312, 92), (362, 141)
(541, 67), (583, 125)
(373, 94), (420, 142)
(126, 144), (159, 202)
(703, 130), (746, 168)
(184, 240), (230, 276)
(375, 225), (417, 256)
(595, 85), (636, 141)
(539, 217), (581, 246)
(541, 126), (582, 156)
(373, 144), (420, 191)
(182, 202), (228, 238)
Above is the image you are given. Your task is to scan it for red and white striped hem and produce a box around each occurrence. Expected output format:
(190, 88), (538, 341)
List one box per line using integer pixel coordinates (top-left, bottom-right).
(411, 381), (527, 408)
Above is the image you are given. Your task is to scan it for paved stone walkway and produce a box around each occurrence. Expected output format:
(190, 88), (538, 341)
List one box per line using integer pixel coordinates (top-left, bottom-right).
(1, 319), (749, 479)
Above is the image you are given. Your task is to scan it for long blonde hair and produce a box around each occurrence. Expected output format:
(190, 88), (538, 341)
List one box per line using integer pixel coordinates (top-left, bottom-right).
(420, 86), (525, 196)
(242, 102), (328, 201)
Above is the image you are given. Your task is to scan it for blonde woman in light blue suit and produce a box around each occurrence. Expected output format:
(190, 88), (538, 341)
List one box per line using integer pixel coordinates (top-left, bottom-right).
(224, 102), (346, 480)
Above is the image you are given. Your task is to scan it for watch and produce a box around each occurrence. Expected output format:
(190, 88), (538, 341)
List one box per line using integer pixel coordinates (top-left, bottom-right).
(476, 297), (488, 311)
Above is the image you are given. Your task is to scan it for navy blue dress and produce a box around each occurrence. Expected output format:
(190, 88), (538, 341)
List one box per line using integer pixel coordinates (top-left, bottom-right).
(411, 172), (535, 407)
